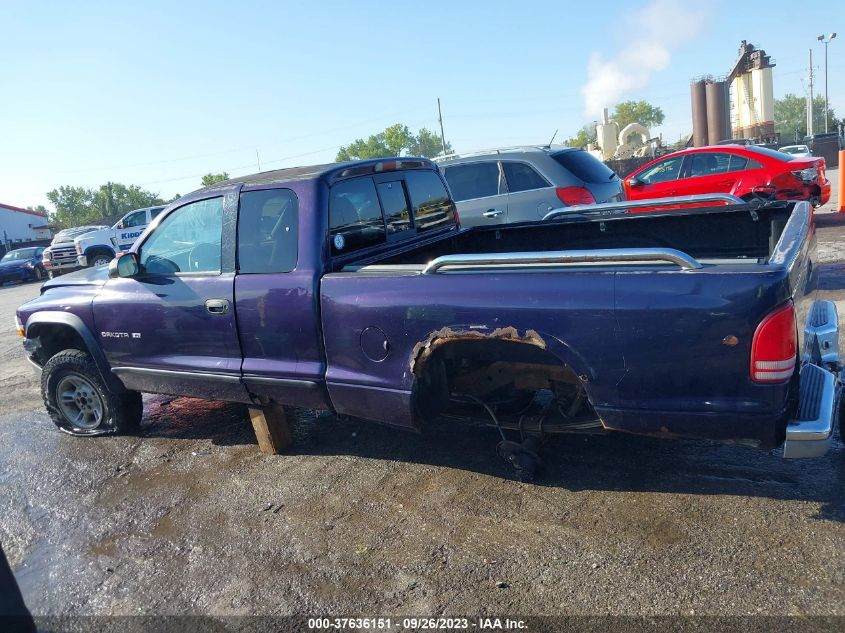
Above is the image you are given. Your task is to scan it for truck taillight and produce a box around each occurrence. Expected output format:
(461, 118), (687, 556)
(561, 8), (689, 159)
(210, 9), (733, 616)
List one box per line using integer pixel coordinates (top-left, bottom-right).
(555, 187), (596, 206)
(750, 301), (797, 384)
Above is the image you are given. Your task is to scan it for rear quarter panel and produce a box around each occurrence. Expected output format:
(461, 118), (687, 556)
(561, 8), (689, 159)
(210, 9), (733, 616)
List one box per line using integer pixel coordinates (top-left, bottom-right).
(320, 270), (622, 428)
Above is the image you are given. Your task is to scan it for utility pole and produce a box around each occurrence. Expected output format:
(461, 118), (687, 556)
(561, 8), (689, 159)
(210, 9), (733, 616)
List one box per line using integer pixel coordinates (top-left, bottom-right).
(437, 98), (447, 156)
(818, 33), (837, 133)
(807, 48), (815, 137)
(256, 149), (261, 172)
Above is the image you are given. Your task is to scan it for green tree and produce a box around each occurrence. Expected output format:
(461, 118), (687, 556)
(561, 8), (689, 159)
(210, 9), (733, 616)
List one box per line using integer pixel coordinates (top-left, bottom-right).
(46, 186), (95, 228)
(611, 100), (665, 129)
(26, 205), (49, 215)
(46, 182), (165, 229)
(201, 172), (230, 187)
(775, 94), (838, 141)
(91, 182), (164, 224)
(564, 124), (597, 148)
(336, 124), (452, 161)
(409, 128), (451, 157)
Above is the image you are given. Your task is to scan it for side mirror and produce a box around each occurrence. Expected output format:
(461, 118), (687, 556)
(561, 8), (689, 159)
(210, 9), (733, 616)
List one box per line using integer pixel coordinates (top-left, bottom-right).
(109, 252), (139, 278)
(626, 176), (642, 187)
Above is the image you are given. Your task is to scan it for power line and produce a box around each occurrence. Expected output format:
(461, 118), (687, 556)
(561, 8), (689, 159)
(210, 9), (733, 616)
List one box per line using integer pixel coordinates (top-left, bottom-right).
(135, 117), (440, 188)
(51, 108), (431, 176)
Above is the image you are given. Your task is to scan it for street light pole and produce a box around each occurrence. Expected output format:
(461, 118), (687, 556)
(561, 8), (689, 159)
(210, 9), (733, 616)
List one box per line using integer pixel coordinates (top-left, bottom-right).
(817, 33), (837, 134)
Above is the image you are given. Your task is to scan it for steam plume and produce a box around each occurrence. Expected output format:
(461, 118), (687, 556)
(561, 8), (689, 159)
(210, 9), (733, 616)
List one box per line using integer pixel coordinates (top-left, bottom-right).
(581, 0), (705, 119)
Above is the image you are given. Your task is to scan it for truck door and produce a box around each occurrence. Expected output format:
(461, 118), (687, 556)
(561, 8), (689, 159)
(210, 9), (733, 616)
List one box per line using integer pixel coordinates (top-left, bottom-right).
(233, 186), (330, 410)
(114, 209), (150, 251)
(93, 193), (249, 402)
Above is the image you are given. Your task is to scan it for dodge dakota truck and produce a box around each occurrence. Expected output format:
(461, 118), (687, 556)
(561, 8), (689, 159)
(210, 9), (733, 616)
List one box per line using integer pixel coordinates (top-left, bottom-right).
(16, 158), (841, 476)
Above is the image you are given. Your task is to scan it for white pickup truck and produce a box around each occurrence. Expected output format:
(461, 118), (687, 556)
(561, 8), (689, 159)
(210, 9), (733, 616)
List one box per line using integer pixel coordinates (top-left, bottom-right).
(42, 225), (108, 278)
(74, 205), (165, 268)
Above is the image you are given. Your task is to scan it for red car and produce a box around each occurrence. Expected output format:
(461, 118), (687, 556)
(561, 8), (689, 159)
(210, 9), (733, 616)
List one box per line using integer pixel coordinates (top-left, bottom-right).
(624, 145), (831, 207)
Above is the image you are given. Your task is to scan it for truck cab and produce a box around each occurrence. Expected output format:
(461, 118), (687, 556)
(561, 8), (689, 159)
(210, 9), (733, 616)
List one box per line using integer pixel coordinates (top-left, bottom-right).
(75, 205), (165, 268)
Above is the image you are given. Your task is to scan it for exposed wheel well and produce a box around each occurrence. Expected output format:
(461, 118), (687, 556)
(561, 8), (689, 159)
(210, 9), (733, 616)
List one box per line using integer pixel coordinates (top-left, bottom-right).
(413, 338), (597, 427)
(28, 324), (87, 365)
(86, 247), (114, 261)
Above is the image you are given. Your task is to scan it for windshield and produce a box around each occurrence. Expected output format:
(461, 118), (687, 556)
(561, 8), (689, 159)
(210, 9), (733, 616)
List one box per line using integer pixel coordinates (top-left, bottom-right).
(745, 145), (795, 162)
(1, 247), (39, 262)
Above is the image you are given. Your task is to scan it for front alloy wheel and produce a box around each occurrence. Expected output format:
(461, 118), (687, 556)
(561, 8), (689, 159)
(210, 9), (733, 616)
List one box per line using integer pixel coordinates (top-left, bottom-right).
(41, 349), (143, 436)
(55, 373), (105, 431)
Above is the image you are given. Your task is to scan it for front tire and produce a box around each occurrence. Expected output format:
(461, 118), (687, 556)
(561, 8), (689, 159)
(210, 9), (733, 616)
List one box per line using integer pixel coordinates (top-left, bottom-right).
(90, 252), (113, 267)
(41, 349), (142, 436)
(32, 266), (44, 281)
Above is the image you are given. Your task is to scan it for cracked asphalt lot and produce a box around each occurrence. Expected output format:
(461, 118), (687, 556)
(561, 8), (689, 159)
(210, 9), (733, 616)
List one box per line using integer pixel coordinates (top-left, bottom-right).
(0, 192), (843, 620)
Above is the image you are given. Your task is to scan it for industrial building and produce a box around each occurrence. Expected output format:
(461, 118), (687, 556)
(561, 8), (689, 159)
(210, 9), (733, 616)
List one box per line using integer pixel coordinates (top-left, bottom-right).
(690, 41), (777, 146)
(0, 202), (52, 246)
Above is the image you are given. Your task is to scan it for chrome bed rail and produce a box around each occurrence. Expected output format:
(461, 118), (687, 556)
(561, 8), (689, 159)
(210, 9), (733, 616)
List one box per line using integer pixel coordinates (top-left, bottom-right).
(421, 248), (703, 274)
(542, 193), (746, 221)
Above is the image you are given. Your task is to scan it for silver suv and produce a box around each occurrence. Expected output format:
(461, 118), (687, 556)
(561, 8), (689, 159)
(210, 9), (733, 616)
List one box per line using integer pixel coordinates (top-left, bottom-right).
(435, 146), (625, 226)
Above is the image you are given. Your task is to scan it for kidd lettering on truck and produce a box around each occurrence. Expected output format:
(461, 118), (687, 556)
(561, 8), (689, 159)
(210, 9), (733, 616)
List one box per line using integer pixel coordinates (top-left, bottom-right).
(16, 158), (842, 478)
(74, 205), (165, 268)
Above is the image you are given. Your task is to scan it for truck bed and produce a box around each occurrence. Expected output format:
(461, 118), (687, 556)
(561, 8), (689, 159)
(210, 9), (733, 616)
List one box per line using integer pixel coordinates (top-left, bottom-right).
(343, 202), (793, 272)
(322, 200), (815, 449)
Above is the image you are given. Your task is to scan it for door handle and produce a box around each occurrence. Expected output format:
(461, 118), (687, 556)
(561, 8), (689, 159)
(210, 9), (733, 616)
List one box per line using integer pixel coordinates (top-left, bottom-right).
(483, 209), (504, 218)
(205, 299), (230, 315)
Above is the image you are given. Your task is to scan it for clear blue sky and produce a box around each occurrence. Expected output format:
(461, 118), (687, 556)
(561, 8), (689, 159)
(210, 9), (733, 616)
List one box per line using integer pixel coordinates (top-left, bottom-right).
(1, 0), (841, 210)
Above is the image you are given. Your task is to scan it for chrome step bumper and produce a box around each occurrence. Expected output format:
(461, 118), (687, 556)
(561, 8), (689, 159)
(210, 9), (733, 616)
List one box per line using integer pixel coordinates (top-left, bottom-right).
(783, 363), (841, 458)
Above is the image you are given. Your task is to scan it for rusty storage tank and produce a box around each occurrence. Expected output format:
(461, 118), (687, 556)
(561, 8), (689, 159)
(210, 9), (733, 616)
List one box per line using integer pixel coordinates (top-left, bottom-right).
(691, 80), (709, 147)
(706, 80), (729, 145)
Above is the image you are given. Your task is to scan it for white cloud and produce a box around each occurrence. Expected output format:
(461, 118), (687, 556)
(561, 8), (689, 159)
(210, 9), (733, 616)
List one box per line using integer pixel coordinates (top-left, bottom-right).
(580, 0), (706, 119)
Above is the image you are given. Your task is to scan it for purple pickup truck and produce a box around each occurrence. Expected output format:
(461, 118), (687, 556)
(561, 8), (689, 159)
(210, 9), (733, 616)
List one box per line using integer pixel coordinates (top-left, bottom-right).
(16, 158), (841, 476)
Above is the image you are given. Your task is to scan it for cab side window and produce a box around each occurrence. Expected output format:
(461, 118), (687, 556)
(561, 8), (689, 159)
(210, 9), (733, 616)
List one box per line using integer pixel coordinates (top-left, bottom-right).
(329, 177), (386, 255)
(138, 197), (224, 275)
(237, 189), (298, 273)
(123, 211), (148, 228)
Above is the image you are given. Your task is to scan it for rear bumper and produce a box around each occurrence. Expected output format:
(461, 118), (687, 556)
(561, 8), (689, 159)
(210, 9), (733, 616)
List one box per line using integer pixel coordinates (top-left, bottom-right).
(818, 179), (832, 206)
(783, 364), (841, 458)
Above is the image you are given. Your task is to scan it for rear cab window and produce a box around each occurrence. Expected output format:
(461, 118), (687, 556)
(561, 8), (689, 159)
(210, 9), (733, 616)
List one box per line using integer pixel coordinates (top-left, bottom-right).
(330, 178), (387, 255)
(329, 168), (456, 257)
